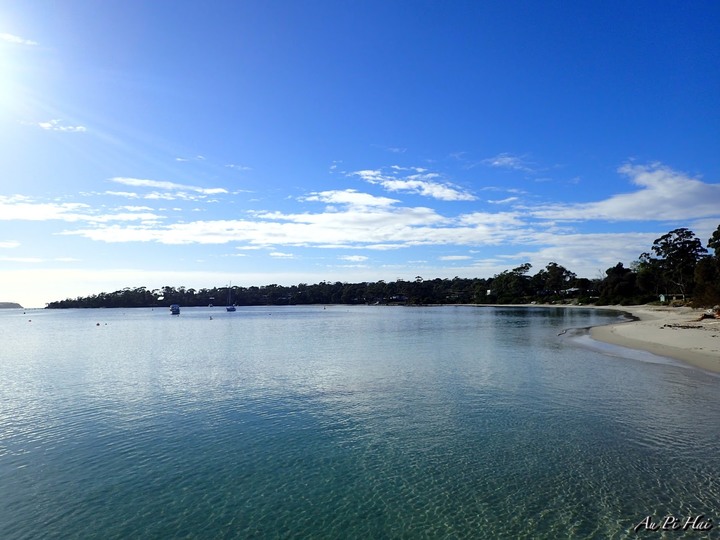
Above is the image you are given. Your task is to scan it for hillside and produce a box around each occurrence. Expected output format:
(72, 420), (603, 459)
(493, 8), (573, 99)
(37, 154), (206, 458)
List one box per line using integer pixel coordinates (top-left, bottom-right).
(0, 302), (23, 309)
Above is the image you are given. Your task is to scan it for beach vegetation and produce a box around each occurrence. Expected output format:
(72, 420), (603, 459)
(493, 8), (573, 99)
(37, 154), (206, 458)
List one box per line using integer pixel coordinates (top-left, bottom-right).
(693, 225), (720, 306)
(648, 228), (708, 299)
(708, 224), (720, 258)
(596, 263), (643, 305)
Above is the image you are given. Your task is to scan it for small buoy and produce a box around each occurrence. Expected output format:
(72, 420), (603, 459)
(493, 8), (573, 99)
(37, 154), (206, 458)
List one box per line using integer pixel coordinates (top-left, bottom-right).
(96, 323), (100, 326)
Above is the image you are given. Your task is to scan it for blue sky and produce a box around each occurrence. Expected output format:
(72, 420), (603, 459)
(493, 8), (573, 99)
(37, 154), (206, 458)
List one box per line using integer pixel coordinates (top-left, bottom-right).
(1, 0), (719, 308)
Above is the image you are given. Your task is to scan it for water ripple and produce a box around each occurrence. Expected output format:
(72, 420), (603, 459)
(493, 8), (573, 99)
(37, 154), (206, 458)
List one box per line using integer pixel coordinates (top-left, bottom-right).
(1, 306), (719, 538)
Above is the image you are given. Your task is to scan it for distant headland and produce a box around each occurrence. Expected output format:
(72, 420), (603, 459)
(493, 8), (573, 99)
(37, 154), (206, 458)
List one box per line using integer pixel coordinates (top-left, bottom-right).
(0, 302), (23, 309)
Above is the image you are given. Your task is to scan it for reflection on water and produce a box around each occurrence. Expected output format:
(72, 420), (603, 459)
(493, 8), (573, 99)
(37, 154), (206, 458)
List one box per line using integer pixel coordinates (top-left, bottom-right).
(1, 306), (719, 538)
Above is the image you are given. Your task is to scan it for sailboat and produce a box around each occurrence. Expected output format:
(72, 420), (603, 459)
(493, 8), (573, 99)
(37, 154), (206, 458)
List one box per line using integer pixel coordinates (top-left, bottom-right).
(226, 283), (236, 312)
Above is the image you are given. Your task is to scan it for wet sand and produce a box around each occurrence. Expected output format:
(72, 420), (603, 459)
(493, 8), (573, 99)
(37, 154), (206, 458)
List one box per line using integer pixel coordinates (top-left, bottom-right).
(589, 305), (720, 373)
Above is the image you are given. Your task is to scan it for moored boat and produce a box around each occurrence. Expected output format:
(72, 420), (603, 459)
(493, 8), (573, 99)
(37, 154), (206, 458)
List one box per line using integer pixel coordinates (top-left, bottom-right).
(226, 283), (236, 312)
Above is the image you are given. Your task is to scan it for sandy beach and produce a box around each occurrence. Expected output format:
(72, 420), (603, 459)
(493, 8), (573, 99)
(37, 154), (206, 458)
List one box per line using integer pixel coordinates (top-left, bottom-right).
(590, 306), (720, 373)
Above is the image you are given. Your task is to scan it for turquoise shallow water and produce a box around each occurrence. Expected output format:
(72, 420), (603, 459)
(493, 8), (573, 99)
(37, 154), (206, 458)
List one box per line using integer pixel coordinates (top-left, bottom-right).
(0, 306), (718, 539)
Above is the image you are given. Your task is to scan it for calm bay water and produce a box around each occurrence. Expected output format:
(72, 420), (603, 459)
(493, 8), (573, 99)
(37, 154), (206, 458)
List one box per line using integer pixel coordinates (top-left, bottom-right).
(1, 306), (718, 539)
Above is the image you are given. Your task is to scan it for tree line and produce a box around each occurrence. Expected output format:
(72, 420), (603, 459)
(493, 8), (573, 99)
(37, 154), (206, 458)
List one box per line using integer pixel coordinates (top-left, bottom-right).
(46, 224), (720, 309)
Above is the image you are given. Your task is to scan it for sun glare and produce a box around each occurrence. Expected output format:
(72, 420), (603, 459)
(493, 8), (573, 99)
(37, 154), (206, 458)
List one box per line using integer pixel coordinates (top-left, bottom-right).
(0, 41), (20, 111)
(0, 29), (41, 114)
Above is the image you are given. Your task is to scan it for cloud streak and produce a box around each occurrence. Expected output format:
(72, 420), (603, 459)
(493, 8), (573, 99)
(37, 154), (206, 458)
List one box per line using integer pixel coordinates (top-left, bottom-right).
(300, 189), (398, 208)
(38, 119), (87, 133)
(340, 255), (369, 262)
(0, 195), (163, 223)
(1, 33), (37, 46)
(111, 177), (228, 195)
(351, 167), (476, 201)
(529, 163), (720, 221)
(7, 162), (716, 257)
(481, 153), (534, 172)
(107, 178), (229, 201)
(60, 190), (525, 250)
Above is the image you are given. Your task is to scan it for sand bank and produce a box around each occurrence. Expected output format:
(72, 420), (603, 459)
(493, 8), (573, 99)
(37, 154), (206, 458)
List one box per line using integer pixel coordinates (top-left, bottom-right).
(589, 306), (720, 373)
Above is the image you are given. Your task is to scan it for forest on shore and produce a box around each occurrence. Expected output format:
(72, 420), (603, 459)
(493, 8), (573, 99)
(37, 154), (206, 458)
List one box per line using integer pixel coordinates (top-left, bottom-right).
(46, 225), (720, 309)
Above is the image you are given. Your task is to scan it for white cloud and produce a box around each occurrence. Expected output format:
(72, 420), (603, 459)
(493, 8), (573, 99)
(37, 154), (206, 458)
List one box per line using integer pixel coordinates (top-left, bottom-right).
(0, 195), (92, 221)
(0, 240), (20, 248)
(301, 189), (398, 208)
(390, 165), (427, 172)
(439, 255), (472, 261)
(340, 255), (369, 262)
(6, 162), (715, 297)
(506, 231), (661, 278)
(383, 178), (475, 201)
(226, 164), (252, 171)
(1, 33), (37, 46)
(0, 195), (163, 223)
(38, 119), (87, 132)
(111, 177), (227, 195)
(352, 169), (384, 183)
(488, 197), (519, 204)
(82, 212), (163, 224)
(689, 218), (720, 246)
(60, 196), (527, 251)
(105, 191), (140, 199)
(351, 168), (475, 201)
(481, 153), (533, 172)
(481, 187), (526, 194)
(145, 192), (194, 201)
(121, 205), (155, 212)
(529, 163), (720, 221)
(109, 178), (228, 201)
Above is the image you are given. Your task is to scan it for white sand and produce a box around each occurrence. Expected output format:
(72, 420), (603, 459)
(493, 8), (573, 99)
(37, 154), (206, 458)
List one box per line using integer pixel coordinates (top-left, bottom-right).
(590, 306), (720, 373)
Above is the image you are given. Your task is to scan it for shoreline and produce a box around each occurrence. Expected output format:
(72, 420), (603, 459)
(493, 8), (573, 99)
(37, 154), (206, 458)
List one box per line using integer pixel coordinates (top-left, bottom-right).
(587, 305), (720, 373)
(471, 303), (720, 374)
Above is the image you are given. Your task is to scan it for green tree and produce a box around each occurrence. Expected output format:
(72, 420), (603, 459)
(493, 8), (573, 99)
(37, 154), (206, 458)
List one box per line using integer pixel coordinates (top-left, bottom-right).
(535, 262), (576, 296)
(489, 263), (533, 303)
(634, 252), (664, 298)
(693, 224), (720, 306)
(597, 263), (640, 305)
(693, 258), (720, 306)
(708, 224), (720, 258)
(650, 228), (708, 298)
